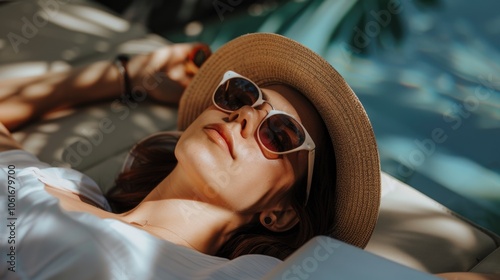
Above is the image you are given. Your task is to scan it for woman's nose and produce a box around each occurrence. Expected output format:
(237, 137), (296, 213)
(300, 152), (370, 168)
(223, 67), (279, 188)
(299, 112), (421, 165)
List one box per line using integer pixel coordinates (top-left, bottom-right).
(228, 106), (264, 139)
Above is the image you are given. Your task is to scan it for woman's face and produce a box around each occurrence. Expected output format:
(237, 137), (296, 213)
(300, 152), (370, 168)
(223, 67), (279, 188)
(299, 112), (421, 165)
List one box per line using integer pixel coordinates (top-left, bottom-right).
(175, 84), (323, 213)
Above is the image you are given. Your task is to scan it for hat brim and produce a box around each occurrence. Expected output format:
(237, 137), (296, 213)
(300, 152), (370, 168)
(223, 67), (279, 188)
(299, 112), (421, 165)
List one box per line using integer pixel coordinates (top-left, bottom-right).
(178, 33), (380, 248)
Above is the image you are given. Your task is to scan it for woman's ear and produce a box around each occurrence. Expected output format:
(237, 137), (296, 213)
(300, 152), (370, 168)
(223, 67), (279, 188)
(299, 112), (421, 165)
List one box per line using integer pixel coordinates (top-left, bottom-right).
(259, 205), (299, 232)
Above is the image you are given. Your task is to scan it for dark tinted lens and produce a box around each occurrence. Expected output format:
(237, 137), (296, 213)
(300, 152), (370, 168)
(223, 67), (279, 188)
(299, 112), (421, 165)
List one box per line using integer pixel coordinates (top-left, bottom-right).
(259, 114), (306, 153)
(214, 78), (260, 111)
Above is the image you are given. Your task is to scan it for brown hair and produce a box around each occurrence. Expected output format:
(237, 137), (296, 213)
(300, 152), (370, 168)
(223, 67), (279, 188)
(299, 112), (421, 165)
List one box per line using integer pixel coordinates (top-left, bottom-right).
(106, 133), (179, 213)
(106, 128), (336, 260)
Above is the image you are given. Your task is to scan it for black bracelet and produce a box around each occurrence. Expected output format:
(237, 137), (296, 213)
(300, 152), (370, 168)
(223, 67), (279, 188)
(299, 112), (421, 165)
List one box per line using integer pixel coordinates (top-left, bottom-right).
(114, 54), (132, 101)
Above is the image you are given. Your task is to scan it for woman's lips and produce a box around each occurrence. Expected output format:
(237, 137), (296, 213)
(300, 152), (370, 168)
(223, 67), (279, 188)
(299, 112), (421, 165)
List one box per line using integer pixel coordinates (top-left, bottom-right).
(203, 124), (235, 159)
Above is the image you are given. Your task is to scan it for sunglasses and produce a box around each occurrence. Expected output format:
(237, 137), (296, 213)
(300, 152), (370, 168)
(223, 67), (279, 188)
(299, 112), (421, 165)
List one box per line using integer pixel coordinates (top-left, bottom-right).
(212, 71), (316, 205)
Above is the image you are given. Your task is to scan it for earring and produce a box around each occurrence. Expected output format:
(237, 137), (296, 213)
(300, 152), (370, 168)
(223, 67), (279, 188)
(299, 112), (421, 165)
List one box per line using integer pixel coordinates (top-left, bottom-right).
(264, 217), (272, 225)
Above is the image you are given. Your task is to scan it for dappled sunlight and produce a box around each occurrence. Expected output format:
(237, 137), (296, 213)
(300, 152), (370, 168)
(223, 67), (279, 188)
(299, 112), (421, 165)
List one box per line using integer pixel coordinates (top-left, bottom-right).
(0, 62), (51, 80)
(73, 120), (104, 135)
(398, 69), (432, 93)
(448, 42), (500, 82)
(46, 10), (116, 38)
(0, 0), (144, 69)
(368, 172), (497, 272)
(106, 220), (158, 279)
(379, 133), (500, 219)
(368, 206), (492, 273)
(9, 98), (179, 184)
(83, 107), (108, 118)
(441, 84), (500, 128)
(44, 108), (78, 120)
(389, 213), (479, 250)
(408, 13), (435, 33)
(342, 64), (457, 118)
(46, 4), (130, 38)
(333, 57), (387, 90)
(377, 135), (420, 162)
(74, 66), (110, 89)
(282, 0), (357, 53)
(254, 3), (294, 33)
(115, 34), (171, 54)
(130, 113), (162, 134)
(64, 5), (130, 33)
(36, 122), (60, 133)
(477, 107), (500, 129)
(20, 82), (54, 99)
(420, 15), (500, 85)
(422, 153), (500, 202)
(19, 131), (50, 155)
(149, 104), (178, 122)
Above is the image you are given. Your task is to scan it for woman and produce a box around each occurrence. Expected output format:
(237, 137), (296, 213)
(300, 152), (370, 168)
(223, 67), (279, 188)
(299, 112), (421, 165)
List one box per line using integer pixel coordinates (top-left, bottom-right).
(0, 33), (493, 279)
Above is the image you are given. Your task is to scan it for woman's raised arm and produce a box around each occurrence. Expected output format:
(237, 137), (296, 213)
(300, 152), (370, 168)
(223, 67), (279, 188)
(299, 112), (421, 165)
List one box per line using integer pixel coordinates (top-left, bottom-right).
(0, 60), (121, 131)
(0, 43), (205, 131)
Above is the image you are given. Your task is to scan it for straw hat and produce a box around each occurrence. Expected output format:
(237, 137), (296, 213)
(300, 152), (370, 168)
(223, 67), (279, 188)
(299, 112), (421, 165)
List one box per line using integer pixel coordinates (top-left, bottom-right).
(177, 33), (380, 248)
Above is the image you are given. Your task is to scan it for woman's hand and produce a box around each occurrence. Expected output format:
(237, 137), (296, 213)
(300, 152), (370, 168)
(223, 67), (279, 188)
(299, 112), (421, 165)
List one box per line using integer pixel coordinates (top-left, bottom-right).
(127, 43), (211, 105)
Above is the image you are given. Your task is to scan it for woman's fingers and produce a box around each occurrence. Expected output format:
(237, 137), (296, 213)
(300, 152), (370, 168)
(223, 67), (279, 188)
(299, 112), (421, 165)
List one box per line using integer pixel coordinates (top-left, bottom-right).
(126, 43), (211, 104)
(184, 44), (212, 75)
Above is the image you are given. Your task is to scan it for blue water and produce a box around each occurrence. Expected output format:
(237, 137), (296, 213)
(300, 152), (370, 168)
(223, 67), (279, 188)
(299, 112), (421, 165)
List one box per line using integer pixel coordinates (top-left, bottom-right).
(166, 0), (500, 234)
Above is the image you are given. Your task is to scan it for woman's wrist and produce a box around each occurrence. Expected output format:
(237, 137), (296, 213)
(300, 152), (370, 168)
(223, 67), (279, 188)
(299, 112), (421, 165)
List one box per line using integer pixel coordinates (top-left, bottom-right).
(114, 54), (133, 100)
(124, 53), (151, 95)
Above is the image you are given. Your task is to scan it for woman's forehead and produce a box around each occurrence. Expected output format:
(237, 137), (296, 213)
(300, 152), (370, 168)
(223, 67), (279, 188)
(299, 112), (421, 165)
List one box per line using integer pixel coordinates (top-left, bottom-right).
(262, 84), (324, 144)
(261, 85), (302, 119)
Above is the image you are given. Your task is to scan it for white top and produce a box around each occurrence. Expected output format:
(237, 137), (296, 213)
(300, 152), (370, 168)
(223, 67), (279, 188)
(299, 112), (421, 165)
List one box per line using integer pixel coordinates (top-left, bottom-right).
(0, 150), (281, 280)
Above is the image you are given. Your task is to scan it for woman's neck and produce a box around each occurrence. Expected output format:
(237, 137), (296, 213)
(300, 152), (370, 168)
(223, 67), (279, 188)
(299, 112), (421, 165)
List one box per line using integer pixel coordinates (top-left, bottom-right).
(119, 167), (249, 255)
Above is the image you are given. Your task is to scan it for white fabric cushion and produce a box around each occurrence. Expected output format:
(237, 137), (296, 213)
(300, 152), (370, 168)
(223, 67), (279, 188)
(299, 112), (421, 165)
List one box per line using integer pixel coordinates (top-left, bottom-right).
(366, 173), (500, 273)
